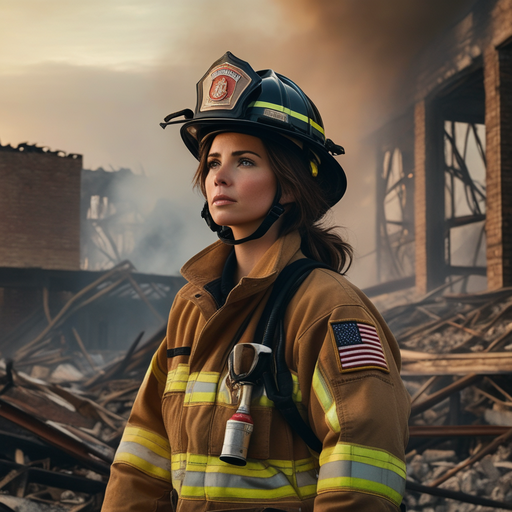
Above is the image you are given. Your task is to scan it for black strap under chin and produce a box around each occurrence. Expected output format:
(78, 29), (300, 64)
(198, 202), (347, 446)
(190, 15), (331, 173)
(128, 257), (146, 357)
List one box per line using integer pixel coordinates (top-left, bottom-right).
(217, 204), (285, 245)
(202, 183), (284, 246)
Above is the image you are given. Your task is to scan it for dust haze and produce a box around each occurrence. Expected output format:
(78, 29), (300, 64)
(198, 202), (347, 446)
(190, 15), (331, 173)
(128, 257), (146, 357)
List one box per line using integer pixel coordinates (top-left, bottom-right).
(0, 0), (473, 286)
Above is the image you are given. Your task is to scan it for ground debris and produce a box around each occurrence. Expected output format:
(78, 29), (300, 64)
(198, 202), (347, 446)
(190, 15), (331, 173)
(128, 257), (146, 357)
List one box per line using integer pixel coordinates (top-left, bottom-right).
(381, 286), (512, 510)
(0, 262), (174, 511)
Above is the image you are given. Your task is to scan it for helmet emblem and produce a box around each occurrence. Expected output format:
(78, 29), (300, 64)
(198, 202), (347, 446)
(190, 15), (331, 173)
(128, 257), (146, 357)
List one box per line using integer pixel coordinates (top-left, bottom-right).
(210, 76), (230, 101)
(200, 63), (251, 111)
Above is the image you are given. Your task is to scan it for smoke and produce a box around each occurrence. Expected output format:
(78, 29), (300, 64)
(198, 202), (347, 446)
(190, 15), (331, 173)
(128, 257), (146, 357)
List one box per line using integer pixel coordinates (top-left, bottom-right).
(263, 0), (475, 286)
(0, 0), (475, 285)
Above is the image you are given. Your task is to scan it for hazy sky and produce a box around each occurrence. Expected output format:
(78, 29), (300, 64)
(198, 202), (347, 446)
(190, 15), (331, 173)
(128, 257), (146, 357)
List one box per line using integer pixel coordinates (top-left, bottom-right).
(0, 0), (472, 286)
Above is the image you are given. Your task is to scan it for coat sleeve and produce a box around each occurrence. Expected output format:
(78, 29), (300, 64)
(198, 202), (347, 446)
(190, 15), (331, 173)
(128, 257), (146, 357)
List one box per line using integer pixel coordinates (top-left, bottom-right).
(102, 339), (173, 512)
(294, 302), (410, 512)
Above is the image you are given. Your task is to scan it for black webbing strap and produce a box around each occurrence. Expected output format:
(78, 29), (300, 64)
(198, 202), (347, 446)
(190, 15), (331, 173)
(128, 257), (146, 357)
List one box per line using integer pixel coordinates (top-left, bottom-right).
(254, 259), (331, 453)
(217, 204), (285, 245)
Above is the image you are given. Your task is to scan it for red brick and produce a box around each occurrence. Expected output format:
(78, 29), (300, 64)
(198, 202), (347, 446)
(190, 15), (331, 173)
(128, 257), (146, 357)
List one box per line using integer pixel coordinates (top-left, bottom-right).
(0, 150), (81, 270)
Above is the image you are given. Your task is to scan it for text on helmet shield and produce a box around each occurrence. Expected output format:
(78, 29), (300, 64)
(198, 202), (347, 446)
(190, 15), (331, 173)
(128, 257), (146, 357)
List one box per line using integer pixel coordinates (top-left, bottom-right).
(200, 63), (252, 112)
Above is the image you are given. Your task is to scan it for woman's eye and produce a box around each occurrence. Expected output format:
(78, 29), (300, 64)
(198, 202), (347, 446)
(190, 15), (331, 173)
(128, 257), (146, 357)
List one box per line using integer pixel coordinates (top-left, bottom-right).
(207, 160), (219, 169)
(239, 158), (254, 167)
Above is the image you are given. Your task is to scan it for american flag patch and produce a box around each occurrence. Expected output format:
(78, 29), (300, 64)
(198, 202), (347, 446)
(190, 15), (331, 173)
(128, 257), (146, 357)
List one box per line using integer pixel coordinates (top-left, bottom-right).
(331, 321), (389, 372)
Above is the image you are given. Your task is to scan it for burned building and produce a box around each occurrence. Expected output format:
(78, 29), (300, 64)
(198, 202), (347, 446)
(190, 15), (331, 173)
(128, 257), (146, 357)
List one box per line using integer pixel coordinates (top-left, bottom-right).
(0, 144), (184, 349)
(0, 143), (81, 271)
(373, 0), (512, 296)
(0, 143), (82, 335)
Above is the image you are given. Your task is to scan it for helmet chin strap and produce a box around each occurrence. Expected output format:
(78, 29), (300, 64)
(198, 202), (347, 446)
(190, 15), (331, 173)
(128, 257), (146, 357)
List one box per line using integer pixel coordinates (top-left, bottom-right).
(201, 186), (285, 246)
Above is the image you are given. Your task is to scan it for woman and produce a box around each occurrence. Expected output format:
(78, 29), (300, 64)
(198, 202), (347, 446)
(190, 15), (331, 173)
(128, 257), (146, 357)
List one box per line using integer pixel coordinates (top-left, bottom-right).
(102, 52), (410, 512)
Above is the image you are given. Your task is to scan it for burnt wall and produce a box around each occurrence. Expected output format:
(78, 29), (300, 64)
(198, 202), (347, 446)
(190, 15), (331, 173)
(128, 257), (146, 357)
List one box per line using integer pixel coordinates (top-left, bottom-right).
(0, 149), (82, 270)
(411, 0), (512, 292)
(485, 42), (512, 289)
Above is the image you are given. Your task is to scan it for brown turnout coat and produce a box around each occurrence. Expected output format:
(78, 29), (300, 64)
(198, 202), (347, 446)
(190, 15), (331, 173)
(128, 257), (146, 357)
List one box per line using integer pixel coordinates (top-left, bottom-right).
(102, 231), (410, 512)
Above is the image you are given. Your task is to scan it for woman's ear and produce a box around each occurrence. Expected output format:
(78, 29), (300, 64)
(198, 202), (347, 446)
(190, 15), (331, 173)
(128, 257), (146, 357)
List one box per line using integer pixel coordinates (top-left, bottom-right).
(280, 189), (295, 205)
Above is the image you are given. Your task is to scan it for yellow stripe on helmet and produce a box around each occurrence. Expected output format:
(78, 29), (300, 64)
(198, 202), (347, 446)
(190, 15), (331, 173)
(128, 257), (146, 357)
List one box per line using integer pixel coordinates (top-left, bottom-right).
(248, 101), (325, 136)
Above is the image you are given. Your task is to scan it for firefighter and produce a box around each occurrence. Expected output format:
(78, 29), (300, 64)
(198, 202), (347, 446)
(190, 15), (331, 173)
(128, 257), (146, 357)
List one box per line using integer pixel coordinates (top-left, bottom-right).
(102, 52), (410, 512)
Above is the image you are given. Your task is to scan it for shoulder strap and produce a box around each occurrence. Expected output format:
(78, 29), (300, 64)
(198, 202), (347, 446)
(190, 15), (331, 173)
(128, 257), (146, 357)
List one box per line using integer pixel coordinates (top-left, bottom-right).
(254, 259), (332, 453)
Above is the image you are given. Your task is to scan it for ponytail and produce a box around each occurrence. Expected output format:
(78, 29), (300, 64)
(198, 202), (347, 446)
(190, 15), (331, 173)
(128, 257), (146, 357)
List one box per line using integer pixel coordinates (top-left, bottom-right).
(264, 140), (353, 274)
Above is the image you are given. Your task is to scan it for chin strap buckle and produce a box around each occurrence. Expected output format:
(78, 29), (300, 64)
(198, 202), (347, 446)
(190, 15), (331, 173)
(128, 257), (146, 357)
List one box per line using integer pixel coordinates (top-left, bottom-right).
(268, 204), (285, 219)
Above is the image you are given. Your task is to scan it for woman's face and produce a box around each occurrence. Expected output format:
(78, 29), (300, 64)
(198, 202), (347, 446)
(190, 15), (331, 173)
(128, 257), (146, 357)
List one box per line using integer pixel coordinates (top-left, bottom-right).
(205, 132), (277, 238)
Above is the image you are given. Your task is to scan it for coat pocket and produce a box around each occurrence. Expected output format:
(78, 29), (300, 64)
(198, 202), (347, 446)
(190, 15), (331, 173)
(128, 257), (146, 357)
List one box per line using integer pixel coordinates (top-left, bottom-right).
(209, 404), (271, 460)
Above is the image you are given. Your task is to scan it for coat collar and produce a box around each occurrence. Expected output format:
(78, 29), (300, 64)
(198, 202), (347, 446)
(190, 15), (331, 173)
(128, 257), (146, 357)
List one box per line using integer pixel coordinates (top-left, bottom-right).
(180, 231), (303, 305)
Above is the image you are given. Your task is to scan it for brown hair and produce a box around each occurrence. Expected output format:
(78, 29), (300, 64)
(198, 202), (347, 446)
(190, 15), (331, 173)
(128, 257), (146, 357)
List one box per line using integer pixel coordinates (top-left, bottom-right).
(193, 132), (353, 273)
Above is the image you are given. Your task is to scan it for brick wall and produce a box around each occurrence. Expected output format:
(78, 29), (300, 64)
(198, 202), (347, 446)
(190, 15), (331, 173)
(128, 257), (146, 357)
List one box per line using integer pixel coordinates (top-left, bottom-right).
(414, 101), (428, 295)
(410, 0), (512, 292)
(0, 150), (82, 270)
(485, 43), (512, 289)
(414, 99), (447, 294)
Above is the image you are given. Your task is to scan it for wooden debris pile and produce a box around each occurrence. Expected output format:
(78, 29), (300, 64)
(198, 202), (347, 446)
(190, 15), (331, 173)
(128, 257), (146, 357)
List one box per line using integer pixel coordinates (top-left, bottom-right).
(0, 323), (165, 512)
(0, 260), (178, 511)
(381, 286), (512, 511)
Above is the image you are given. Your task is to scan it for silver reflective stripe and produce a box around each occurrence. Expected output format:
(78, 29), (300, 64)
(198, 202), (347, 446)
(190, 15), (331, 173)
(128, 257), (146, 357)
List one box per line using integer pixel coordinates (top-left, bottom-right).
(187, 381), (217, 394)
(182, 470), (292, 490)
(319, 459), (405, 496)
(296, 468), (318, 488)
(116, 441), (171, 473)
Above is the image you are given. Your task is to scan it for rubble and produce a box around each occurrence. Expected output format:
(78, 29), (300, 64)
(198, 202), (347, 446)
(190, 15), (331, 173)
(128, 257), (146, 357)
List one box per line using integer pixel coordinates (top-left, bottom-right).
(0, 278), (511, 510)
(0, 261), (174, 511)
(381, 285), (512, 511)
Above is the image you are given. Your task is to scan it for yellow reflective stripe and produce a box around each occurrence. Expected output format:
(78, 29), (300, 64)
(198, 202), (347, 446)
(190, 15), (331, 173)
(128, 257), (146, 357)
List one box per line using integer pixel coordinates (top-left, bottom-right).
(170, 452), (187, 492)
(318, 443), (406, 506)
(248, 101), (325, 135)
(165, 363), (189, 393)
(149, 351), (166, 384)
(318, 476), (403, 506)
(265, 456), (317, 476)
(216, 374), (232, 404)
(320, 443), (406, 476)
(252, 373), (302, 407)
(171, 453), (318, 500)
(114, 452), (171, 481)
(123, 426), (171, 451)
(184, 371), (219, 404)
(122, 434), (170, 460)
(114, 427), (171, 482)
(312, 364), (340, 432)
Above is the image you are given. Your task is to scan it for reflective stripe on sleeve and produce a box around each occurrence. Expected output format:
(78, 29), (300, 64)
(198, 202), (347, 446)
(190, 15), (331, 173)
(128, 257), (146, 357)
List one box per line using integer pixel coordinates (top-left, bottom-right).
(318, 443), (406, 506)
(149, 351), (166, 384)
(165, 363), (190, 393)
(312, 364), (341, 433)
(113, 426), (171, 482)
(172, 454), (318, 501)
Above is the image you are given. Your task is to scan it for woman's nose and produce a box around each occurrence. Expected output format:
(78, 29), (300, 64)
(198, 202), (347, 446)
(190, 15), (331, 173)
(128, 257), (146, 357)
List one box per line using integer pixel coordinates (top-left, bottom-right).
(213, 163), (231, 186)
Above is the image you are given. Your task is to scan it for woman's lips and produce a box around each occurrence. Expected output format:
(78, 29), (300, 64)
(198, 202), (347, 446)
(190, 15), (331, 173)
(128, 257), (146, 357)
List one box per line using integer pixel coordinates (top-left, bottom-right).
(212, 195), (236, 206)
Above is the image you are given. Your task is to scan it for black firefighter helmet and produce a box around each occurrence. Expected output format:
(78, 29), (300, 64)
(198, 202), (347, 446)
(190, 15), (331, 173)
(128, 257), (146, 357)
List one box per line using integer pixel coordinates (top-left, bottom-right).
(161, 51), (347, 244)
